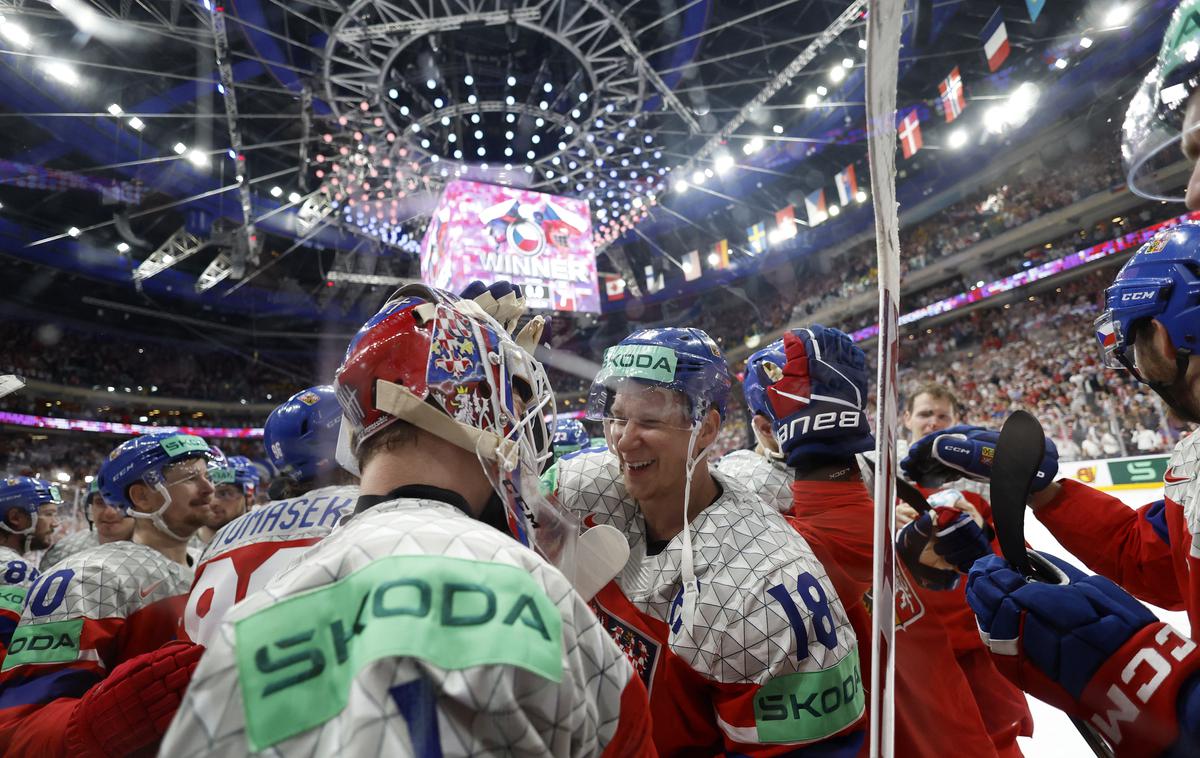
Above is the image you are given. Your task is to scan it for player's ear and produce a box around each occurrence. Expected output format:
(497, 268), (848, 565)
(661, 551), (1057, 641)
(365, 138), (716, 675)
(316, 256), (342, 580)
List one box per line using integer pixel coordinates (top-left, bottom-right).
(4, 507), (29, 531)
(1148, 318), (1177, 358)
(751, 414), (778, 453)
(128, 481), (160, 512)
(698, 408), (721, 449)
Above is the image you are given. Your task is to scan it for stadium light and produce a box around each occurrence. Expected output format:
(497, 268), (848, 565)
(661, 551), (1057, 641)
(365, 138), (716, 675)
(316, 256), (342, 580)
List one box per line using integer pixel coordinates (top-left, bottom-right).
(1080, 36), (1093, 48)
(773, 124), (784, 134)
(67, 226), (81, 237)
(674, 179), (689, 193)
(0, 19), (32, 49)
(841, 58), (854, 69)
(128, 116), (145, 131)
(743, 136), (764, 155)
(855, 190), (868, 203)
(1105, 4), (1131, 25)
(857, 39), (867, 50)
(288, 191), (302, 204)
(714, 152), (735, 174)
(41, 60), (80, 86)
(805, 93), (820, 107)
(425, 78), (436, 89)
(691, 170), (706, 185)
(948, 129), (968, 149)
(817, 85), (828, 96)
(107, 103), (123, 116)
(707, 252), (719, 266)
(173, 142), (188, 155)
(116, 242), (130, 253)
(187, 149), (209, 167)
(507, 75), (516, 86)
(828, 204), (841, 217)
(829, 65), (845, 83)
(1054, 58), (1068, 69)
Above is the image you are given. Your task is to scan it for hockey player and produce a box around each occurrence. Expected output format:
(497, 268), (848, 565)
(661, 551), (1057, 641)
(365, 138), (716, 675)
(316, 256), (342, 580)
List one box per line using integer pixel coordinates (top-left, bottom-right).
(741, 327), (1018, 756)
(162, 285), (654, 756)
(547, 327), (866, 756)
(0, 431), (214, 756)
(0, 476), (60, 657)
(39, 477), (134, 570)
(181, 385), (359, 646)
(713, 341), (793, 512)
(194, 453), (259, 547)
(552, 417), (592, 458)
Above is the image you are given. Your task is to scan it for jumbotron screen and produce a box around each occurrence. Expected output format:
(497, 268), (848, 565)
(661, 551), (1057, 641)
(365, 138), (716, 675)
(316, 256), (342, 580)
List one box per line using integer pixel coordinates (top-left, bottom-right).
(420, 179), (600, 313)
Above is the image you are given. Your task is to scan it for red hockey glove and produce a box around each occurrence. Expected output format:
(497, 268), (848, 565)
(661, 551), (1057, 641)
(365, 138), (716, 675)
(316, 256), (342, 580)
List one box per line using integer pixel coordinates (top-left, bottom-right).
(65, 640), (204, 758)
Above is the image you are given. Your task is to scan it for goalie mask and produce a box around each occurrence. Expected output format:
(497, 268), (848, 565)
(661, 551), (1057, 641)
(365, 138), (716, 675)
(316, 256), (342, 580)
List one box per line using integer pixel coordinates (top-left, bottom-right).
(1123, 0), (1200, 202)
(334, 284), (576, 575)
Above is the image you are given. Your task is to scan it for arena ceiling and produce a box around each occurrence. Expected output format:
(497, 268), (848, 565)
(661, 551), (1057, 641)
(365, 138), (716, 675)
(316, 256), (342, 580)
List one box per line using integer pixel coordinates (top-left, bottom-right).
(0, 0), (1176, 334)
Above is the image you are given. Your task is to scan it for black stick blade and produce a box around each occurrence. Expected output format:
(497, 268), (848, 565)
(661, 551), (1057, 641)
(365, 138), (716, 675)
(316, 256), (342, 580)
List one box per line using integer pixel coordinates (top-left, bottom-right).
(990, 410), (1045, 578)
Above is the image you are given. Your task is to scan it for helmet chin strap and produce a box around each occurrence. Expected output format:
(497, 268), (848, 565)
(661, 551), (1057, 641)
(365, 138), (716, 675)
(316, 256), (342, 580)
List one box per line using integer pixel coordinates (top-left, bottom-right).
(678, 420), (710, 637)
(125, 483), (191, 542)
(0, 513), (37, 554)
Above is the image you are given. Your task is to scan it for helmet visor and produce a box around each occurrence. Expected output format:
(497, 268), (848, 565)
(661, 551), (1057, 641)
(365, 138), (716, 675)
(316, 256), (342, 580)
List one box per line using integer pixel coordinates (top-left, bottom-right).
(1123, 60), (1199, 203)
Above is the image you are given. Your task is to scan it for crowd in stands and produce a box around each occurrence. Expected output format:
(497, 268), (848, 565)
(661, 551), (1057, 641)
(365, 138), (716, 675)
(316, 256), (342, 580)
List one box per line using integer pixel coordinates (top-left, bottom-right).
(0, 319), (308, 403)
(897, 266), (1179, 458)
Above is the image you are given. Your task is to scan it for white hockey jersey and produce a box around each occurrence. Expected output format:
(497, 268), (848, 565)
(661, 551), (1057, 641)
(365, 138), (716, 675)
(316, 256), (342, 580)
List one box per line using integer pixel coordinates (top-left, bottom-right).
(39, 530), (98, 571)
(0, 545), (38, 658)
(182, 484), (357, 646)
(161, 494), (654, 757)
(715, 448), (793, 513)
(549, 449), (865, 755)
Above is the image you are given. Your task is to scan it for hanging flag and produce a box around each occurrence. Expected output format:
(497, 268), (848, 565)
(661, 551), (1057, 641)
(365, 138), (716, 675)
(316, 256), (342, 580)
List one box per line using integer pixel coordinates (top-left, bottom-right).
(713, 239), (729, 269)
(775, 205), (797, 240)
(898, 110), (923, 159)
(746, 222), (767, 254)
(1025, 0), (1045, 23)
(604, 275), (626, 300)
(644, 265), (664, 294)
(980, 8), (1010, 72)
(804, 189), (827, 225)
(939, 67), (966, 123)
(834, 165), (858, 206)
(682, 249), (702, 281)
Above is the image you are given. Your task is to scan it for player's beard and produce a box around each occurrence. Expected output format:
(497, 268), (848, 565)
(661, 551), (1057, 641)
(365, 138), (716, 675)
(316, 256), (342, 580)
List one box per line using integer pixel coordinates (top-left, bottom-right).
(1149, 380), (1200, 425)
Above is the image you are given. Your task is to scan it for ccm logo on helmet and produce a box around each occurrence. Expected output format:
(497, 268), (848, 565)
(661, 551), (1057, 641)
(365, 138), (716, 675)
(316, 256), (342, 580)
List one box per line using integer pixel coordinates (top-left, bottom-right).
(1119, 291), (1156, 303)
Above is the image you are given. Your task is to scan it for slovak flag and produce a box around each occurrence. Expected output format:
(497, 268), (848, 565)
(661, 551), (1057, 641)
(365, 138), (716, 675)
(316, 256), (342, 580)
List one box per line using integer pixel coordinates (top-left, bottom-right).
(980, 8), (1010, 72)
(834, 165), (858, 206)
(898, 110), (923, 159)
(605, 275), (626, 300)
(939, 67), (966, 123)
(804, 189), (827, 225)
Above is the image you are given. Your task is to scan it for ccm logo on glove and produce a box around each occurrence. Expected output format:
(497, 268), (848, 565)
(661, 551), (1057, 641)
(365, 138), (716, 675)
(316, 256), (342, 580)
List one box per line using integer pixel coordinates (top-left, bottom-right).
(775, 411), (864, 446)
(1089, 625), (1197, 745)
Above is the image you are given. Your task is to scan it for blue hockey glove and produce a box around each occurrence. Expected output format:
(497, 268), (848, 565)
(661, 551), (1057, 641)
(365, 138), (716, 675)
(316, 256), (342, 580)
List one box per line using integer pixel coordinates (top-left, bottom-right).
(967, 552), (1200, 754)
(902, 424), (1058, 491)
(896, 505), (992, 590)
(767, 325), (874, 469)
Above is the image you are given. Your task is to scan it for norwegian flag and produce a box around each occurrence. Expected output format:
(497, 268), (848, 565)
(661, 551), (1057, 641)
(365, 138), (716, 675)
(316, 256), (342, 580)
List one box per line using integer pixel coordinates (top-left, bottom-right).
(898, 110), (923, 159)
(980, 8), (1010, 72)
(834, 165), (858, 206)
(939, 67), (966, 123)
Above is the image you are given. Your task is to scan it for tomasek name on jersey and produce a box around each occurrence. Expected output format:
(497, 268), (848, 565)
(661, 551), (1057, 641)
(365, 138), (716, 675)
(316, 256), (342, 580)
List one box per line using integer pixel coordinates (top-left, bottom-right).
(235, 555), (565, 751)
(753, 653), (865, 744)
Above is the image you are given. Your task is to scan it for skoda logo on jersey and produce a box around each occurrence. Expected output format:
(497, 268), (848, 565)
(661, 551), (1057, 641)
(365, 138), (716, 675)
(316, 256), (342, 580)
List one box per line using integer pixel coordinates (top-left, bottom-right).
(506, 219), (545, 257)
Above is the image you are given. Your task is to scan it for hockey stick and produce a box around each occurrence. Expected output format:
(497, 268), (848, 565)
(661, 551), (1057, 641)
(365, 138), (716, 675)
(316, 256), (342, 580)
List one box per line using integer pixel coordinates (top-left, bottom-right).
(865, 0), (904, 753)
(989, 410), (1115, 758)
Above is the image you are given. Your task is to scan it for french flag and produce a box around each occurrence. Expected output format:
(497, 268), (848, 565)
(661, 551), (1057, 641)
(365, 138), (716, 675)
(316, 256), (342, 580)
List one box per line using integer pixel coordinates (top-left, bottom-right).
(834, 165), (857, 206)
(980, 8), (1010, 72)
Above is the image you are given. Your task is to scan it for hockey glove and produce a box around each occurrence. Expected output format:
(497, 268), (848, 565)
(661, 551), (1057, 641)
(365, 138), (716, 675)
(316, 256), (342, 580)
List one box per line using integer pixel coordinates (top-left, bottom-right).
(896, 504), (991, 590)
(967, 553), (1200, 755)
(767, 325), (874, 470)
(902, 424), (1058, 491)
(65, 640), (204, 758)
(460, 280), (545, 352)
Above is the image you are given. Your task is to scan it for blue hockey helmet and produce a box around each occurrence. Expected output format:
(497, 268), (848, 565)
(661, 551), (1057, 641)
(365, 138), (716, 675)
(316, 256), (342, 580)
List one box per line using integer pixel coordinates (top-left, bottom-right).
(0, 476), (62, 533)
(586, 328), (732, 425)
(1096, 222), (1200, 384)
(552, 418), (589, 456)
(98, 432), (215, 539)
(742, 339), (787, 418)
(211, 454), (261, 498)
(264, 386), (342, 482)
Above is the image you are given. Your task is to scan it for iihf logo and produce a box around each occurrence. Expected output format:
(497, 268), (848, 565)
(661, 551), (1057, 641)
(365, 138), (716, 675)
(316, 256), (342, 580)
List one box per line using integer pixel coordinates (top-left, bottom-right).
(479, 195), (588, 258)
